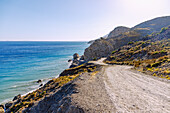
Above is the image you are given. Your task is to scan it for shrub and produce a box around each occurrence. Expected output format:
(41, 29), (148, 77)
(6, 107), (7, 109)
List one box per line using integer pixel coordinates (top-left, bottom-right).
(151, 62), (161, 67)
(128, 41), (133, 45)
(147, 68), (153, 72)
(112, 51), (116, 54)
(160, 50), (166, 54)
(160, 27), (168, 34)
(93, 57), (97, 61)
(152, 51), (159, 55)
(153, 73), (157, 76)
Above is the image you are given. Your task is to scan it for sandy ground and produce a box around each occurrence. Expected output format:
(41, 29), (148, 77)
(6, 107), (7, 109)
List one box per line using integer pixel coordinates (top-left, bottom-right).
(103, 65), (170, 113)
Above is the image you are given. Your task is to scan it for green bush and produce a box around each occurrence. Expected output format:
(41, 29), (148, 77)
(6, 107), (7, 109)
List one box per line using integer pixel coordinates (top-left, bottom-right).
(128, 41), (133, 45)
(151, 62), (161, 67)
(153, 51), (159, 55)
(112, 51), (116, 54)
(160, 50), (166, 54)
(160, 27), (168, 34)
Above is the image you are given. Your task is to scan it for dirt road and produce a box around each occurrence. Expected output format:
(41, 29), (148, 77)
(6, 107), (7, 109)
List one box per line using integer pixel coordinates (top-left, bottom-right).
(103, 65), (170, 113)
(24, 59), (170, 113)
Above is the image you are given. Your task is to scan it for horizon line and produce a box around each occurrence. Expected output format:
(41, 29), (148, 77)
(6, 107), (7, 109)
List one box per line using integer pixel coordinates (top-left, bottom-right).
(0, 40), (88, 42)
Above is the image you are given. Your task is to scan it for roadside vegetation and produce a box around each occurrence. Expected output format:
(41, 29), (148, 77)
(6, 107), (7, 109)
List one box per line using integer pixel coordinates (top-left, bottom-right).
(6, 63), (100, 112)
(105, 26), (170, 80)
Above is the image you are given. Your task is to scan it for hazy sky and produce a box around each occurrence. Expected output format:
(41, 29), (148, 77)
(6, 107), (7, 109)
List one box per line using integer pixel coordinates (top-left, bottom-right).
(0, 0), (170, 41)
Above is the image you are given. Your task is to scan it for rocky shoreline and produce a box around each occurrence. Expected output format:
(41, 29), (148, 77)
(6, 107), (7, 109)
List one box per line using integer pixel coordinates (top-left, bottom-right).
(1, 57), (100, 113)
(0, 52), (86, 113)
(68, 53), (86, 68)
(1, 16), (170, 113)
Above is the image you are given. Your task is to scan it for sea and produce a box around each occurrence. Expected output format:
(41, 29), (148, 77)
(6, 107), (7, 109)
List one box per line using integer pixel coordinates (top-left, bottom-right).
(0, 41), (89, 104)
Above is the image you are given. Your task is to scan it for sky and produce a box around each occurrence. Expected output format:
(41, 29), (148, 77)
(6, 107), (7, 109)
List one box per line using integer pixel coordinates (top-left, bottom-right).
(0, 0), (170, 41)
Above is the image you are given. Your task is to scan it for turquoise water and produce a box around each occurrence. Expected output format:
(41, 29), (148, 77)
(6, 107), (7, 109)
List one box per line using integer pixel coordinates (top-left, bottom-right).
(0, 41), (88, 104)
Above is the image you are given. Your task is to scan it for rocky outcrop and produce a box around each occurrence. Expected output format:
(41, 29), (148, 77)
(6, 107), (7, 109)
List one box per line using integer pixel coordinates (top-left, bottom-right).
(5, 102), (13, 110)
(36, 79), (42, 83)
(69, 53), (86, 68)
(73, 53), (79, 59)
(13, 94), (21, 101)
(84, 38), (114, 61)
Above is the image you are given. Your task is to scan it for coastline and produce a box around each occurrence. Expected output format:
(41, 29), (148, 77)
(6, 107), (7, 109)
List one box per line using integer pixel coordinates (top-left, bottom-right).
(1, 51), (88, 113)
(1, 56), (72, 105)
(0, 75), (58, 105)
(1, 16), (170, 113)
(0, 41), (89, 106)
(2, 59), (100, 112)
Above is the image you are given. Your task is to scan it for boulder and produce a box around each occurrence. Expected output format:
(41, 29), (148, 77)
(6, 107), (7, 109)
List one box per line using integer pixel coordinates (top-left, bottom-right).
(13, 94), (21, 101)
(80, 55), (84, 60)
(39, 84), (43, 87)
(69, 63), (78, 68)
(46, 79), (54, 85)
(79, 60), (85, 65)
(68, 59), (72, 62)
(73, 53), (79, 59)
(5, 102), (13, 109)
(37, 79), (42, 83)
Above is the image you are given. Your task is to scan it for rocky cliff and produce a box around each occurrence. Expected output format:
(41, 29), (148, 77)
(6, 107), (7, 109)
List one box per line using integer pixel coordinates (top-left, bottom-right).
(84, 16), (170, 61)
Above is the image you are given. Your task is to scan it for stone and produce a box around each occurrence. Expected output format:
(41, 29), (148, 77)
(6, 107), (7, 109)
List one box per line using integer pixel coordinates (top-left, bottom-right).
(37, 79), (42, 83)
(46, 79), (54, 85)
(73, 53), (79, 59)
(80, 55), (84, 60)
(79, 60), (85, 64)
(5, 102), (13, 109)
(39, 84), (43, 87)
(72, 59), (79, 64)
(69, 63), (78, 68)
(68, 59), (72, 62)
(13, 94), (21, 101)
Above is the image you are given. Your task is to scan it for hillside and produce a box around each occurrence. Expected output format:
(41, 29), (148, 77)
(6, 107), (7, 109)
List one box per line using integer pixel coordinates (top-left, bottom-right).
(107, 26), (130, 38)
(106, 26), (170, 79)
(132, 16), (170, 33)
(2, 16), (170, 113)
(84, 16), (170, 61)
